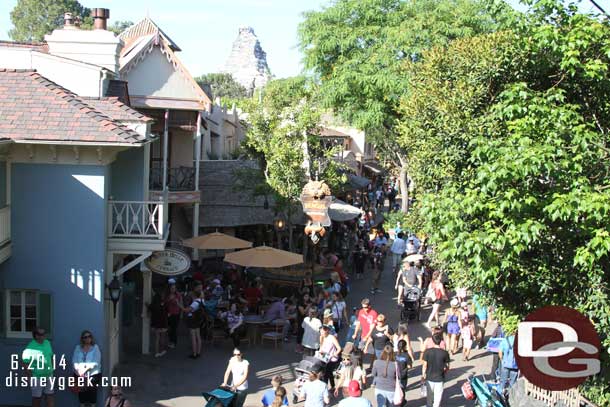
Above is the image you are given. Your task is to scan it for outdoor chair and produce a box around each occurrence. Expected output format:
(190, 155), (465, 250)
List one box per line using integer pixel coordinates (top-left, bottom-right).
(260, 323), (283, 349)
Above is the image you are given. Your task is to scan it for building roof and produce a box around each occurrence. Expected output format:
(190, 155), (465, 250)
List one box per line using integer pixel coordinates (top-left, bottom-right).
(0, 69), (149, 145)
(119, 17), (181, 54)
(196, 160), (275, 228)
(83, 97), (153, 123)
(319, 127), (350, 138)
(0, 40), (48, 52)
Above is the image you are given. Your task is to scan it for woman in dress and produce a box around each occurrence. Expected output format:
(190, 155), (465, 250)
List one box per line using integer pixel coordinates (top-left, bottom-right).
(72, 330), (101, 407)
(443, 299), (462, 354)
(392, 322), (415, 363)
(319, 325), (342, 390)
(371, 344), (397, 407)
(221, 348), (249, 407)
(329, 292), (348, 334)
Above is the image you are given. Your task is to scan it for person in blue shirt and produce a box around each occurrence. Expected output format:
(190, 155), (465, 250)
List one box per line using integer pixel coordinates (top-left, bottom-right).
(261, 375), (288, 406)
(344, 307), (360, 347)
(498, 332), (519, 395)
(472, 295), (489, 349)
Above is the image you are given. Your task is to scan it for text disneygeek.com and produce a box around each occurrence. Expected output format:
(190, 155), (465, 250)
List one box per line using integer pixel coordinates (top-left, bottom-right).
(5, 373), (132, 390)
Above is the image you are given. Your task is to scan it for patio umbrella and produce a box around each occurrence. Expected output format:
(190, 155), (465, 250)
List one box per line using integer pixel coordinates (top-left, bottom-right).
(403, 253), (424, 263)
(182, 232), (253, 250)
(224, 246), (303, 268)
(329, 199), (361, 222)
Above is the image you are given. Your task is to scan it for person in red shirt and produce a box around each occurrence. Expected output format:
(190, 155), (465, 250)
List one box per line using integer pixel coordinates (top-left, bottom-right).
(243, 280), (263, 313)
(351, 298), (379, 370)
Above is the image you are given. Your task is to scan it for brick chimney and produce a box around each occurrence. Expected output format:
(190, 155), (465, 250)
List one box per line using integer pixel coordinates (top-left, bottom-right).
(45, 7), (122, 74)
(91, 8), (109, 30)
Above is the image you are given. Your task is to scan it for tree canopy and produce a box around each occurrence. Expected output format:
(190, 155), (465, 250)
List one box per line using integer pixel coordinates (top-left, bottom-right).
(195, 73), (249, 101)
(395, 1), (610, 400)
(9, 0), (92, 42)
(108, 20), (133, 36)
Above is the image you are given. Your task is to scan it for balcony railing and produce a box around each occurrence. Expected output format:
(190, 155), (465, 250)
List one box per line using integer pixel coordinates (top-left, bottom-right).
(108, 200), (168, 239)
(0, 206), (10, 245)
(149, 166), (195, 191)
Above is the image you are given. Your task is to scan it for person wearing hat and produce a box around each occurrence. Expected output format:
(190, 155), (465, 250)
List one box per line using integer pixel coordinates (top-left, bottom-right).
(209, 279), (224, 301)
(319, 325), (342, 389)
(166, 279), (183, 349)
(322, 308), (337, 336)
(442, 299), (462, 354)
(338, 380), (372, 407)
(405, 237), (417, 255)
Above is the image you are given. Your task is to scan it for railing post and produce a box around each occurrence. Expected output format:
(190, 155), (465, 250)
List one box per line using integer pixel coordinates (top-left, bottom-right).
(107, 199), (113, 237)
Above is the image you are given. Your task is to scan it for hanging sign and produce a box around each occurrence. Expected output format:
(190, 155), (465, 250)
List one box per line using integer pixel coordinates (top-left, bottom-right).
(301, 180), (332, 244)
(145, 249), (191, 276)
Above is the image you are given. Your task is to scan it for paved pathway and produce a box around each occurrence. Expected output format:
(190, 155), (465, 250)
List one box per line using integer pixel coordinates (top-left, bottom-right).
(120, 249), (495, 407)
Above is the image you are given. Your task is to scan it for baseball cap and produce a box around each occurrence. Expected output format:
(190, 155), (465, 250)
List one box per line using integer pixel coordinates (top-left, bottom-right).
(212, 279), (221, 285)
(450, 298), (459, 307)
(348, 380), (361, 397)
(323, 309), (333, 318)
(167, 278), (176, 285)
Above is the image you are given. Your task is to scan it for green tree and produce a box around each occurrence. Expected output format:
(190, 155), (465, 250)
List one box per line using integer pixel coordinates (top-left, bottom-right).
(108, 20), (133, 35)
(9, 0), (92, 42)
(195, 73), (249, 101)
(298, 0), (508, 211)
(399, 1), (610, 401)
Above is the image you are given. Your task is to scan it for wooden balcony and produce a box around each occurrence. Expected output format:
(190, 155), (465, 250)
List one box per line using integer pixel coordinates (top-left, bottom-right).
(149, 166), (195, 191)
(107, 200), (169, 252)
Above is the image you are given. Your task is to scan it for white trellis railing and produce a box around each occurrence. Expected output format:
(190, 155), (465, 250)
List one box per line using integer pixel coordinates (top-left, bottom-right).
(108, 200), (167, 239)
(0, 206), (10, 245)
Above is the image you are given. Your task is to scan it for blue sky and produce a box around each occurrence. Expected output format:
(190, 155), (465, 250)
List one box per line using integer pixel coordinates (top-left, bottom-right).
(0, 0), (607, 78)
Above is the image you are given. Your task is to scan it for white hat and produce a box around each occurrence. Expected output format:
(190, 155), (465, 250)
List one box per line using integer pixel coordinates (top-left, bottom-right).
(167, 278), (176, 284)
(450, 298), (459, 307)
(212, 279), (221, 285)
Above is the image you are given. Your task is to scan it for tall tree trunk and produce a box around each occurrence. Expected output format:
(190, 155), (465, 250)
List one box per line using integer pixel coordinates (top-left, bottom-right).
(397, 154), (409, 213)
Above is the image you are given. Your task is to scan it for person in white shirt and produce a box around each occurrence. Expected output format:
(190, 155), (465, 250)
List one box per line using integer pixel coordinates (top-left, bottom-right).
(302, 309), (322, 356)
(405, 237), (417, 255)
(301, 368), (329, 407)
(390, 232), (406, 273)
(221, 348), (249, 407)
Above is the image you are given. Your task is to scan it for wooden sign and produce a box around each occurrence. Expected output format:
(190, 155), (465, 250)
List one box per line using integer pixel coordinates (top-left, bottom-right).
(145, 249), (191, 276)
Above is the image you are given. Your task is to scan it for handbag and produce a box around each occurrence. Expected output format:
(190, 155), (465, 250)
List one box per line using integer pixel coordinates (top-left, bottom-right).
(393, 362), (404, 405)
(68, 373), (83, 393)
(425, 285), (437, 302)
(420, 380), (427, 397)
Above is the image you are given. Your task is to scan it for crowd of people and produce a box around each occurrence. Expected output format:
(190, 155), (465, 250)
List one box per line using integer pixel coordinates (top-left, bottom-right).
(17, 178), (520, 407)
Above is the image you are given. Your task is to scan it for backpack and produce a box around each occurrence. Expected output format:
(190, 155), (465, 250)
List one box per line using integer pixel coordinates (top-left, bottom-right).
(501, 337), (518, 370)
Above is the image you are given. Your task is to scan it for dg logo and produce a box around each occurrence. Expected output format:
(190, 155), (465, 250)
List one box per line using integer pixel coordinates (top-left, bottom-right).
(515, 306), (601, 391)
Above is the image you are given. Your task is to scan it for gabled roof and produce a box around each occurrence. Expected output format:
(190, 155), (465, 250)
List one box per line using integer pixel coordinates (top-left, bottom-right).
(119, 30), (211, 109)
(119, 17), (181, 54)
(83, 97), (153, 123)
(0, 69), (150, 145)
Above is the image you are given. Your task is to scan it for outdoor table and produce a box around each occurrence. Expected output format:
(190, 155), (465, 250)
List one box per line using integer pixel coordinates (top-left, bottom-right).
(243, 315), (268, 345)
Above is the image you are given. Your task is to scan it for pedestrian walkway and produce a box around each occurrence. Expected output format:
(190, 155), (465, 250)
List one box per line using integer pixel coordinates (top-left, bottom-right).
(119, 249), (495, 407)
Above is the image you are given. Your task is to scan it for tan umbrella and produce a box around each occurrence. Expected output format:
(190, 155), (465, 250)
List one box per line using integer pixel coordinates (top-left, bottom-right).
(182, 232), (253, 250)
(224, 246), (303, 268)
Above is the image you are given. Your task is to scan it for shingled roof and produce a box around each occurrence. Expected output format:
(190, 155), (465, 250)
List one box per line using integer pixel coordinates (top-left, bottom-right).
(0, 69), (150, 145)
(84, 97), (153, 123)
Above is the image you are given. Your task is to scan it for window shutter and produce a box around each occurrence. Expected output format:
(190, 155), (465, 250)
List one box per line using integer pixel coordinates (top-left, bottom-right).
(0, 290), (4, 337)
(38, 293), (53, 338)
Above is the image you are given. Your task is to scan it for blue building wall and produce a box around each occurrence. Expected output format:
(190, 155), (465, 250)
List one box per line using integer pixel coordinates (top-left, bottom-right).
(0, 163), (107, 406)
(110, 147), (145, 201)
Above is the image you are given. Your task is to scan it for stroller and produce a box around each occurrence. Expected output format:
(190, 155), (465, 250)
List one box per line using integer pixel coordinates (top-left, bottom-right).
(202, 387), (236, 407)
(400, 286), (421, 321)
(469, 375), (508, 407)
(292, 355), (327, 404)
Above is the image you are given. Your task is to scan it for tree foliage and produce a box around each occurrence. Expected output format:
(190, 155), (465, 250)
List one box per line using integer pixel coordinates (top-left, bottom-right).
(396, 0), (610, 400)
(9, 0), (92, 42)
(108, 20), (133, 36)
(195, 73), (249, 101)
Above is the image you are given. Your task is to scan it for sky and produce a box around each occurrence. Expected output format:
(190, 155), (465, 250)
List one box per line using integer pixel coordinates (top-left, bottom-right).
(0, 0), (608, 79)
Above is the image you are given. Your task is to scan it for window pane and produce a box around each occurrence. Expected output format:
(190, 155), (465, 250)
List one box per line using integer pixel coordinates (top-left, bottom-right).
(25, 306), (36, 318)
(10, 291), (20, 305)
(10, 318), (21, 332)
(25, 318), (36, 332)
(25, 292), (36, 305)
(10, 305), (21, 318)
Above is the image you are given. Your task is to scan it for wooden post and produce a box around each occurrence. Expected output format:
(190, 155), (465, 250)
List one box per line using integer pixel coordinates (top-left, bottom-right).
(193, 111), (202, 261)
(162, 109), (169, 192)
(141, 266), (152, 355)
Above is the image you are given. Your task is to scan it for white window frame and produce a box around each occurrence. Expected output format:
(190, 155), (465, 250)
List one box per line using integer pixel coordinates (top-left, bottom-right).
(5, 289), (39, 339)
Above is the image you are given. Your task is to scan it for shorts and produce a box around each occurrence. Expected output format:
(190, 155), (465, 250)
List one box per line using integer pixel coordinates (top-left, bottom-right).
(374, 349), (383, 359)
(31, 377), (54, 398)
